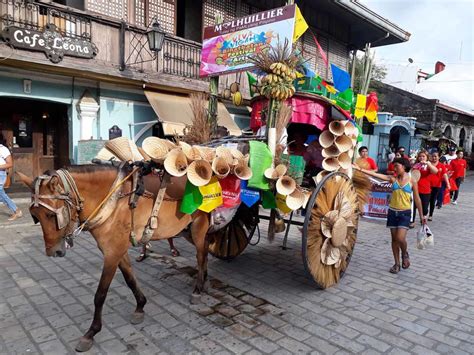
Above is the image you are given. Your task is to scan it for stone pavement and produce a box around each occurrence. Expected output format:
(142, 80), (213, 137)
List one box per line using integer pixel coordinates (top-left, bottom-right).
(0, 178), (473, 355)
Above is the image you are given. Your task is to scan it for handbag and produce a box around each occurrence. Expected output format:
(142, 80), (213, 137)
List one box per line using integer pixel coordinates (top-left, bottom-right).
(4, 170), (11, 189)
(416, 224), (434, 250)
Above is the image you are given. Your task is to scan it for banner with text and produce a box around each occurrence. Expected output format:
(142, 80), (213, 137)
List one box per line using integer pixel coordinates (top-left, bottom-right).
(200, 4), (296, 77)
(363, 178), (392, 219)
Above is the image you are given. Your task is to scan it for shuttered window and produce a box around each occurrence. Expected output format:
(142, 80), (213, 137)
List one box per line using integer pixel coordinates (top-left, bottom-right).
(86, 0), (128, 20)
(203, 0), (236, 27)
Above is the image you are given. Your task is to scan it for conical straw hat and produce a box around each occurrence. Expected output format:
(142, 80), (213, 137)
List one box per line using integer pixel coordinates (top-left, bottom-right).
(331, 217), (348, 247)
(164, 148), (188, 177)
(212, 156), (230, 178)
(96, 147), (118, 161)
(322, 157), (340, 172)
(264, 164), (287, 180)
(322, 144), (340, 158)
(302, 189), (312, 208)
(179, 142), (201, 161)
(286, 189), (305, 210)
(276, 175), (296, 196)
(142, 137), (169, 162)
(215, 146), (234, 165)
(314, 170), (329, 185)
(338, 152), (352, 169)
(138, 147), (151, 161)
(344, 122), (359, 138)
(319, 130), (335, 148)
(230, 148), (244, 160)
(187, 160), (213, 186)
(163, 140), (177, 150)
(329, 120), (346, 136)
(234, 162), (253, 180)
(335, 135), (353, 153)
(105, 137), (134, 161)
(130, 140), (144, 161)
(196, 146), (216, 162)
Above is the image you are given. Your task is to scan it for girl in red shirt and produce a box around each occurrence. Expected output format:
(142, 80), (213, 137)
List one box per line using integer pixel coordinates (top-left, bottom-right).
(428, 152), (449, 220)
(412, 150), (438, 221)
(450, 150), (467, 204)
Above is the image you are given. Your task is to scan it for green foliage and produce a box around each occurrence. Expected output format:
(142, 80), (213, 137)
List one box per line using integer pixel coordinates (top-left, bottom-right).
(350, 54), (387, 95)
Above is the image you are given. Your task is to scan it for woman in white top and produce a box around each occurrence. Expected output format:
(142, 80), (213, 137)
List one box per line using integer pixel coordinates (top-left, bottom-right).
(0, 135), (22, 221)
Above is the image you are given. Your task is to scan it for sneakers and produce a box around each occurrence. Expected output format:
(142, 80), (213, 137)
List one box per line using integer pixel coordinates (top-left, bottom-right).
(451, 200), (458, 205)
(8, 210), (23, 221)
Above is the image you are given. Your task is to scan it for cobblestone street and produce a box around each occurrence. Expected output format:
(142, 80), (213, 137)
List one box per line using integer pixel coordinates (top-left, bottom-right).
(0, 178), (473, 355)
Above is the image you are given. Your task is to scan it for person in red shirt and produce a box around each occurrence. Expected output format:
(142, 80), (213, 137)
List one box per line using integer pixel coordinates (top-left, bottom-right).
(356, 146), (378, 171)
(450, 150), (467, 204)
(428, 151), (450, 220)
(387, 152), (402, 175)
(411, 150), (438, 222)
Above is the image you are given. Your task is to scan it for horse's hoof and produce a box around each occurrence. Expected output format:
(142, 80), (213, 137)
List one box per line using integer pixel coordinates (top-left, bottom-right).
(135, 253), (147, 262)
(130, 311), (145, 325)
(75, 337), (93, 352)
(190, 293), (202, 305)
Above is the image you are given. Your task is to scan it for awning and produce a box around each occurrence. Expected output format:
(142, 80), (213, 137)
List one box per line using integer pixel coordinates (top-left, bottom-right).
(144, 91), (241, 136)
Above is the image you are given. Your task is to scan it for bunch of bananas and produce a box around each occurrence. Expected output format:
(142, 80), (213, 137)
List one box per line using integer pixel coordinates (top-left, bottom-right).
(259, 62), (297, 101)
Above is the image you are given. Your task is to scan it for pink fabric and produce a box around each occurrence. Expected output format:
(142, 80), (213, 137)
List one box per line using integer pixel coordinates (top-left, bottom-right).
(289, 97), (329, 130)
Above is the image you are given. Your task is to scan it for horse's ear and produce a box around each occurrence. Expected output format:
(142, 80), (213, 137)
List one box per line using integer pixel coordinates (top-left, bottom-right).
(16, 172), (34, 190)
(48, 176), (60, 191)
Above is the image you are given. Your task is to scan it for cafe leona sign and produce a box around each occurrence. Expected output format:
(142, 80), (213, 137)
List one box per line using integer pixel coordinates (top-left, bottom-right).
(2, 24), (98, 63)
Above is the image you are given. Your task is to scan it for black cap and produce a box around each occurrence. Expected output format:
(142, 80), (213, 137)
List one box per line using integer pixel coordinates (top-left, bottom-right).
(449, 146), (456, 151)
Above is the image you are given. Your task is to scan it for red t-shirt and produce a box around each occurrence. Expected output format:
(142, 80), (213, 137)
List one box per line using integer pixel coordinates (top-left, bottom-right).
(365, 157), (378, 171)
(413, 163), (431, 194)
(429, 162), (447, 188)
(450, 158), (467, 178)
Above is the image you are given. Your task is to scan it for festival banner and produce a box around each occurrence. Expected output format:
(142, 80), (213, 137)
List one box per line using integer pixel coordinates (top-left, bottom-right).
(200, 5), (296, 77)
(363, 178), (392, 219)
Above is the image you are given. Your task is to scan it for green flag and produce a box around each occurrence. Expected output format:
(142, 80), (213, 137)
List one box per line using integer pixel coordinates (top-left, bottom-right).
(261, 190), (277, 209)
(180, 181), (203, 214)
(336, 88), (353, 111)
(247, 72), (258, 97)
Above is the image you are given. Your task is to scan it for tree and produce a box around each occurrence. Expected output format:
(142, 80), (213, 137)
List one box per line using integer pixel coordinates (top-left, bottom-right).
(350, 53), (387, 95)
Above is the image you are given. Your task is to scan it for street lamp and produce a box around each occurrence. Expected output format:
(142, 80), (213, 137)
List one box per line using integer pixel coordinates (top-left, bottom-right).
(146, 21), (166, 52)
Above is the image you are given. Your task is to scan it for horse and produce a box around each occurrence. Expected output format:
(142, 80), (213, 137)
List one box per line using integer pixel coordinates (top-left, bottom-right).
(18, 164), (211, 352)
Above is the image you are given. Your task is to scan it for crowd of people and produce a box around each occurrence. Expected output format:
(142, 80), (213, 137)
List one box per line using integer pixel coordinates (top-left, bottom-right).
(355, 145), (467, 274)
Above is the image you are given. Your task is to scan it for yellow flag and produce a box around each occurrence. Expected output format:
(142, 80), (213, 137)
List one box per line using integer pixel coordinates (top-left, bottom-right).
(354, 94), (367, 119)
(326, 84), (337, 94)
(198, 177), (223, 213)
(293, 5), (308, 42)
(276, 193), (292, 214)
(365, 107), (378, 124)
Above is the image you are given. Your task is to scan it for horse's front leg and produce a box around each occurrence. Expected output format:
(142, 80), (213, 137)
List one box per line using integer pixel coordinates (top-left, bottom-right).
(118, 253), (147, 324)
(190, 213), (210, 297)
(75, 256), (120, 352)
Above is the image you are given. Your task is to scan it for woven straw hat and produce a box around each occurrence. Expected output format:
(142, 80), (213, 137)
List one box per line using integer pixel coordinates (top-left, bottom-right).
(105, 137), (135, 161)
(196, 146), (216, 162)
(344, 122), (359, 139)
(329, 120), (346, 136)
(130, 141), (144, 161)
(335, 135), (353, 153)
(212, 156), (230, 178)
(319, 130), (335, 148)
(234, 162), (252, 180)
(314, 170), (329, 184)
(142, 137), (169, 162)
(286, 189), (305, 210)
(179, 142), (202, 161)
(187, 160), (213, 186)
(276, 175), (296, 196)
(322, 145), (341, 158)
(331, 217), (348, 247)
(230, 148), (244, 160)
(338, 152), (352, 169)
(95, 147), (118, 161)
(215, 146), (234, 165)
(322, 157), (340, 172)
(264, 164), (287, 180)
(164, 148), (188, 177)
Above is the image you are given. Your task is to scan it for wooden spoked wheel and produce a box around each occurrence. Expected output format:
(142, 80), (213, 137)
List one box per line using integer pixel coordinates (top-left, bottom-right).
(208, 204), (259, 260)
(302, 171), (360, 289)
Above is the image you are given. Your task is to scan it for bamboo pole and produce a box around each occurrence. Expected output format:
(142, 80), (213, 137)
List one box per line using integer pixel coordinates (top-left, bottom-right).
(207, 14), (223, 137)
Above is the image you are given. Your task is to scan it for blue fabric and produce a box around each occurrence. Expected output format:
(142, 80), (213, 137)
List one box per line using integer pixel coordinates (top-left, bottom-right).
(331, 64), (351, 93)
(0, 172), (17, 213)
(386, 208), (411, 229)
(393, 180), (413, 194)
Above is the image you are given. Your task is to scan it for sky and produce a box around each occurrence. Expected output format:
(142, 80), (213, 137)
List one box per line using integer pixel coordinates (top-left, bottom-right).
(361, 0), (474, 73)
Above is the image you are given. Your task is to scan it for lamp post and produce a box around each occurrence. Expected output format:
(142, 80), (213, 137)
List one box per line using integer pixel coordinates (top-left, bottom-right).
(146, 20), (166, 53)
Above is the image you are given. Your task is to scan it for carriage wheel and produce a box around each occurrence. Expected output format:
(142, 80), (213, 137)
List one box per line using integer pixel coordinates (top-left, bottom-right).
(302, 171), (360, 289)
(208, 204), (259, 260)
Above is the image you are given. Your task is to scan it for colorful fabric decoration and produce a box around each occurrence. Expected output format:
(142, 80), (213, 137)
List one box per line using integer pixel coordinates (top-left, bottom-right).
(180, 181), (203, 214)
(220, 175), (242, 208)
(240, 180), (260, 208)
(365, 92), (379, 124)
(198, 177), (223, 213)
(261, 190), (277, 209)
(330, 64), (351, 93)
(354, 94), (367, 119)
(247, 141), (273, 190)
(276, 193), (292, 214)
(335, 88), (353, 111)
(309, 29), (328, 67)
(247, 72), (258, 97)
(293, 5), (309, 42)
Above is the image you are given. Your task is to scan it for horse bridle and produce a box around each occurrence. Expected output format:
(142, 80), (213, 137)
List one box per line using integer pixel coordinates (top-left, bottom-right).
(31, 169), (84, 246)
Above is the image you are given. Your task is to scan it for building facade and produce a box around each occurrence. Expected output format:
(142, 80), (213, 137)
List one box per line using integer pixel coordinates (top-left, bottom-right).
(1, 0), (408, 180)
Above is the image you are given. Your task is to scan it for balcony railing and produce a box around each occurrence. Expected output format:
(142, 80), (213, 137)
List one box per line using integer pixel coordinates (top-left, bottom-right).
(161, 35), (204, 80)
(0, 0), (91, 40)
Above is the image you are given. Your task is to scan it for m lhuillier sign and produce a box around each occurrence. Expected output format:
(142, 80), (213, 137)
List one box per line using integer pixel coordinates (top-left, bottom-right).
(2, 24), (97, 63)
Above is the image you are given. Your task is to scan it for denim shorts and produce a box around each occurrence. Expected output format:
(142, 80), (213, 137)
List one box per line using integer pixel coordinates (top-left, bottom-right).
(386, 208), (411, 229)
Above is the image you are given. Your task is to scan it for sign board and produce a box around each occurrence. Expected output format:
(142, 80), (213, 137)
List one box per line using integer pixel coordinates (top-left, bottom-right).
(108, 125), (122, 140)
(363, 178), (392, 219)
(2, 24), (98, 63)
(200, 4), (296, 77)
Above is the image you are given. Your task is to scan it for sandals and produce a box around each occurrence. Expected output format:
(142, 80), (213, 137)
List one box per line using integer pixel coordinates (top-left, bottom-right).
(409, 222), (415, 229)
(402, 253), (410, 269)
(428, 216), (433, 221)
(390, 264), (401, 274)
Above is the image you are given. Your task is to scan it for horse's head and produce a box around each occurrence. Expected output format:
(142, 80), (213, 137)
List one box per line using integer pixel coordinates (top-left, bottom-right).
(17, 171), (82, 257)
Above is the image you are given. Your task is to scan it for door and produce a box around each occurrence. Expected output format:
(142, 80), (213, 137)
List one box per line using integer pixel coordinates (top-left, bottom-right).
(377, 133), (390, 172)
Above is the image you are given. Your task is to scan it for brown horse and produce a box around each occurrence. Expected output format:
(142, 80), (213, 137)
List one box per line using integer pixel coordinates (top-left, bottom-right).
(18, 164), (211, 352)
